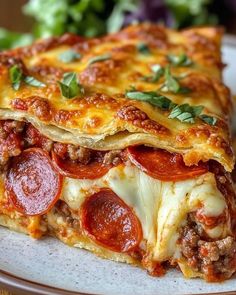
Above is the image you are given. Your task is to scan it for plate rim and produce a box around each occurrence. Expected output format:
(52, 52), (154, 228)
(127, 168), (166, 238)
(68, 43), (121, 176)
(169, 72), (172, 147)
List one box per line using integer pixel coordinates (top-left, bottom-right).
(0, 269), (89, 295)
(224, 34), (236, 48)
(1, 34), (236, 295)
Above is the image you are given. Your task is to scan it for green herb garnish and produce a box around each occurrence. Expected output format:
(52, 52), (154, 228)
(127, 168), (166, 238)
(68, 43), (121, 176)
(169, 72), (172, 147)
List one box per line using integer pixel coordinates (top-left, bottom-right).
(126, 90), (174, 110)
(162, 65), (180, 93)
(59, 50), (82, 63)
(125, 87), (217, 125)
(160, 66), (191, 94)
(125, 85), (137, 92)
(167, 53), (193, 67)
(9, 65), (45, 90)
(58, 72), (84, 99)
(9, 65), (23, 90)
(168, 104), (203, 123)
(24, 76), (46, 87)
(88, 53), (111, 65)
(199, 114), (217, 126)
(141, 64), (164, 83)
(136, 43), (151, 55)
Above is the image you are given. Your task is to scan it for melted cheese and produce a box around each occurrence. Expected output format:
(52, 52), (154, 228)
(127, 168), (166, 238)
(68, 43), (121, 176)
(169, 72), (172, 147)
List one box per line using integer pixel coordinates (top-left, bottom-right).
(61, 164), (229, 262)
(0, 23), (234, 171)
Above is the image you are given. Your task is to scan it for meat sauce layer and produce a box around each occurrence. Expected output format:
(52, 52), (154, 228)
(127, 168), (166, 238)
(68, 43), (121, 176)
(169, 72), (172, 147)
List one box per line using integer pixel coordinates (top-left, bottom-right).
(0, 119), (123, 170)
(1, 119), (236, 281)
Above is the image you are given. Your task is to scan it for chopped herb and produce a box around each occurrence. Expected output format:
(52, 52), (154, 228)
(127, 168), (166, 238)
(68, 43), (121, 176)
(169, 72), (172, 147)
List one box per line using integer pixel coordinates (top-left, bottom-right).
(136, 43), (150, 55)
(58, 72), (84, 99)
(169, 103), (204, 123)
(177, 86), (192, 94)
(126, 91), (157, 101)
(125, 87), (215, 126)
(9, 65), (45, 90)
(160, 66), (191, 94)
(9, 65), (22, 90)
(192, 105), (204, 117)
(176, 72), (189, 80)
(141, 64), (164, 83)
(199, 114), (217, 126)
(88, 53), (111, 65)
(151, 64), (165, 82)
(126, 90), (174, 110)
(162, 65), (180, 93)
(167, 53), (193, 67)
(24, 76), (46, 88)
(59, 50), (82, 63)
(125, 85), (137, 92)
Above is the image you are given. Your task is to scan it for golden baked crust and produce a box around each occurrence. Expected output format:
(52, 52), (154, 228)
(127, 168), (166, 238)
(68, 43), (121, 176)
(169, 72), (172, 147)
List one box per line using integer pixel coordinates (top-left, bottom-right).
(0, 23), (233, 171)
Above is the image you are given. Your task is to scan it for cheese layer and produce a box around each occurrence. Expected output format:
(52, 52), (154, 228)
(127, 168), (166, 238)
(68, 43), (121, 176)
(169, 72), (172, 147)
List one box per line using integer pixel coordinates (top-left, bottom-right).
(61, 164), (229, 261)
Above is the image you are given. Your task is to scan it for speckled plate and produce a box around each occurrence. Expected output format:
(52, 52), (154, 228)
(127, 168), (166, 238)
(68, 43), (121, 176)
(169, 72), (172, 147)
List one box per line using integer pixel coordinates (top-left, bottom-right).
(0, 37), (236, 295)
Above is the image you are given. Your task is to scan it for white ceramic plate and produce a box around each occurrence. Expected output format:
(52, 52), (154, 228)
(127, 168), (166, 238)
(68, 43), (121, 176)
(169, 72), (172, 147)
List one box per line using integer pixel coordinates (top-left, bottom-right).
(1, 37), (236, 295)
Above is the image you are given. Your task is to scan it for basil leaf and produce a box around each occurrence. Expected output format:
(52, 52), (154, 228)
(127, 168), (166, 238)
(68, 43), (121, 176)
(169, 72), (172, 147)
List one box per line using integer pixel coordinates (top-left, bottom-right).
(126, 90), (173, 110)
(148, 64), (165, 83)
(9, 65), (23, 90)
(151, 64), (163, 74)
(58, 72), (84, 99)
(24, 76), (46, 88)
(192, 105), (204, 116)
(199, 114), (217, 126)
(126, 89), (214, 126)
(126, 91), (156, 101)
(177, 86), (192, 94)
(149, 96), (175, 110)
(141, 65), (165, 83)
(136, 43), (150, 55)
(162, 65), (180, 93)
(161, 66), (191, 94)
(176, 112), (195, 123)
(125, 85), (137, 93)
(59, 50), (82, 63)
(167, 53), (193, 67)
(169, 103), (203, 124)
(88, 53), (111, 65)
(9, 65), (46, 90)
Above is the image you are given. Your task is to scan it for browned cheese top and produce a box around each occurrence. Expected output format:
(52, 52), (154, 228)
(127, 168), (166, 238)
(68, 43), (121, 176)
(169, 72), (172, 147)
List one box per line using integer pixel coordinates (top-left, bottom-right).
(0, 23), (234, 171)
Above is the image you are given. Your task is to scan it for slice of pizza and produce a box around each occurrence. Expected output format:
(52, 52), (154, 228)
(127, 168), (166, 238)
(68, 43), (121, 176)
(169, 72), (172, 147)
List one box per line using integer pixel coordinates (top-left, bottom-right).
(0, 23), (235, 282)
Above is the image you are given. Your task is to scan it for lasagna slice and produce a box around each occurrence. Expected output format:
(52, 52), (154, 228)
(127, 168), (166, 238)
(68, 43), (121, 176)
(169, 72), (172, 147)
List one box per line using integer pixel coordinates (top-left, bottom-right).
(0, 23), (235, 282)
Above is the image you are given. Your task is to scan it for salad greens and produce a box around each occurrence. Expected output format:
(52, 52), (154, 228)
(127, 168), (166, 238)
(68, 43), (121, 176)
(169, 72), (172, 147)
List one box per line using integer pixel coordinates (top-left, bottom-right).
(0, 28), (32, 50)
(0, 0), (224, 50)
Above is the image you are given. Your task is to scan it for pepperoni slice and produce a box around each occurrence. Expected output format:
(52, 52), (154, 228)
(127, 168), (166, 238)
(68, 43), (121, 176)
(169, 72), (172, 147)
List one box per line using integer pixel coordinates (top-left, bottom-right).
(127, 146), (208, 181)
(52, 151), (111, 180)
(81, 188), (142, 252)
(5, 148), (62, 216)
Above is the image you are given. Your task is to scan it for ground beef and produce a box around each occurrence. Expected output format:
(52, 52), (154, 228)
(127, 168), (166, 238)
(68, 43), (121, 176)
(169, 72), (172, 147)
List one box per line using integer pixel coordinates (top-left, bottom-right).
(0, 119), (124, 169)
(54, 200), (80, 230)
(54, 142), (122, 167)
(0, 120), (25, 138)
(0, 120), (25, 170)
(103, 150), (122, 166)
(25, 124), (53, 152)
(179, 223), (236, 281)
(199, 236), (235, 261)
(67, 145), (91, 164)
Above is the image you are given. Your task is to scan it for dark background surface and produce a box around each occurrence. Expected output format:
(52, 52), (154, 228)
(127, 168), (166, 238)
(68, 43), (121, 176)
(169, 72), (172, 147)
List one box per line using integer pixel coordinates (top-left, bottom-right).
(0, 0), (30, 32)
